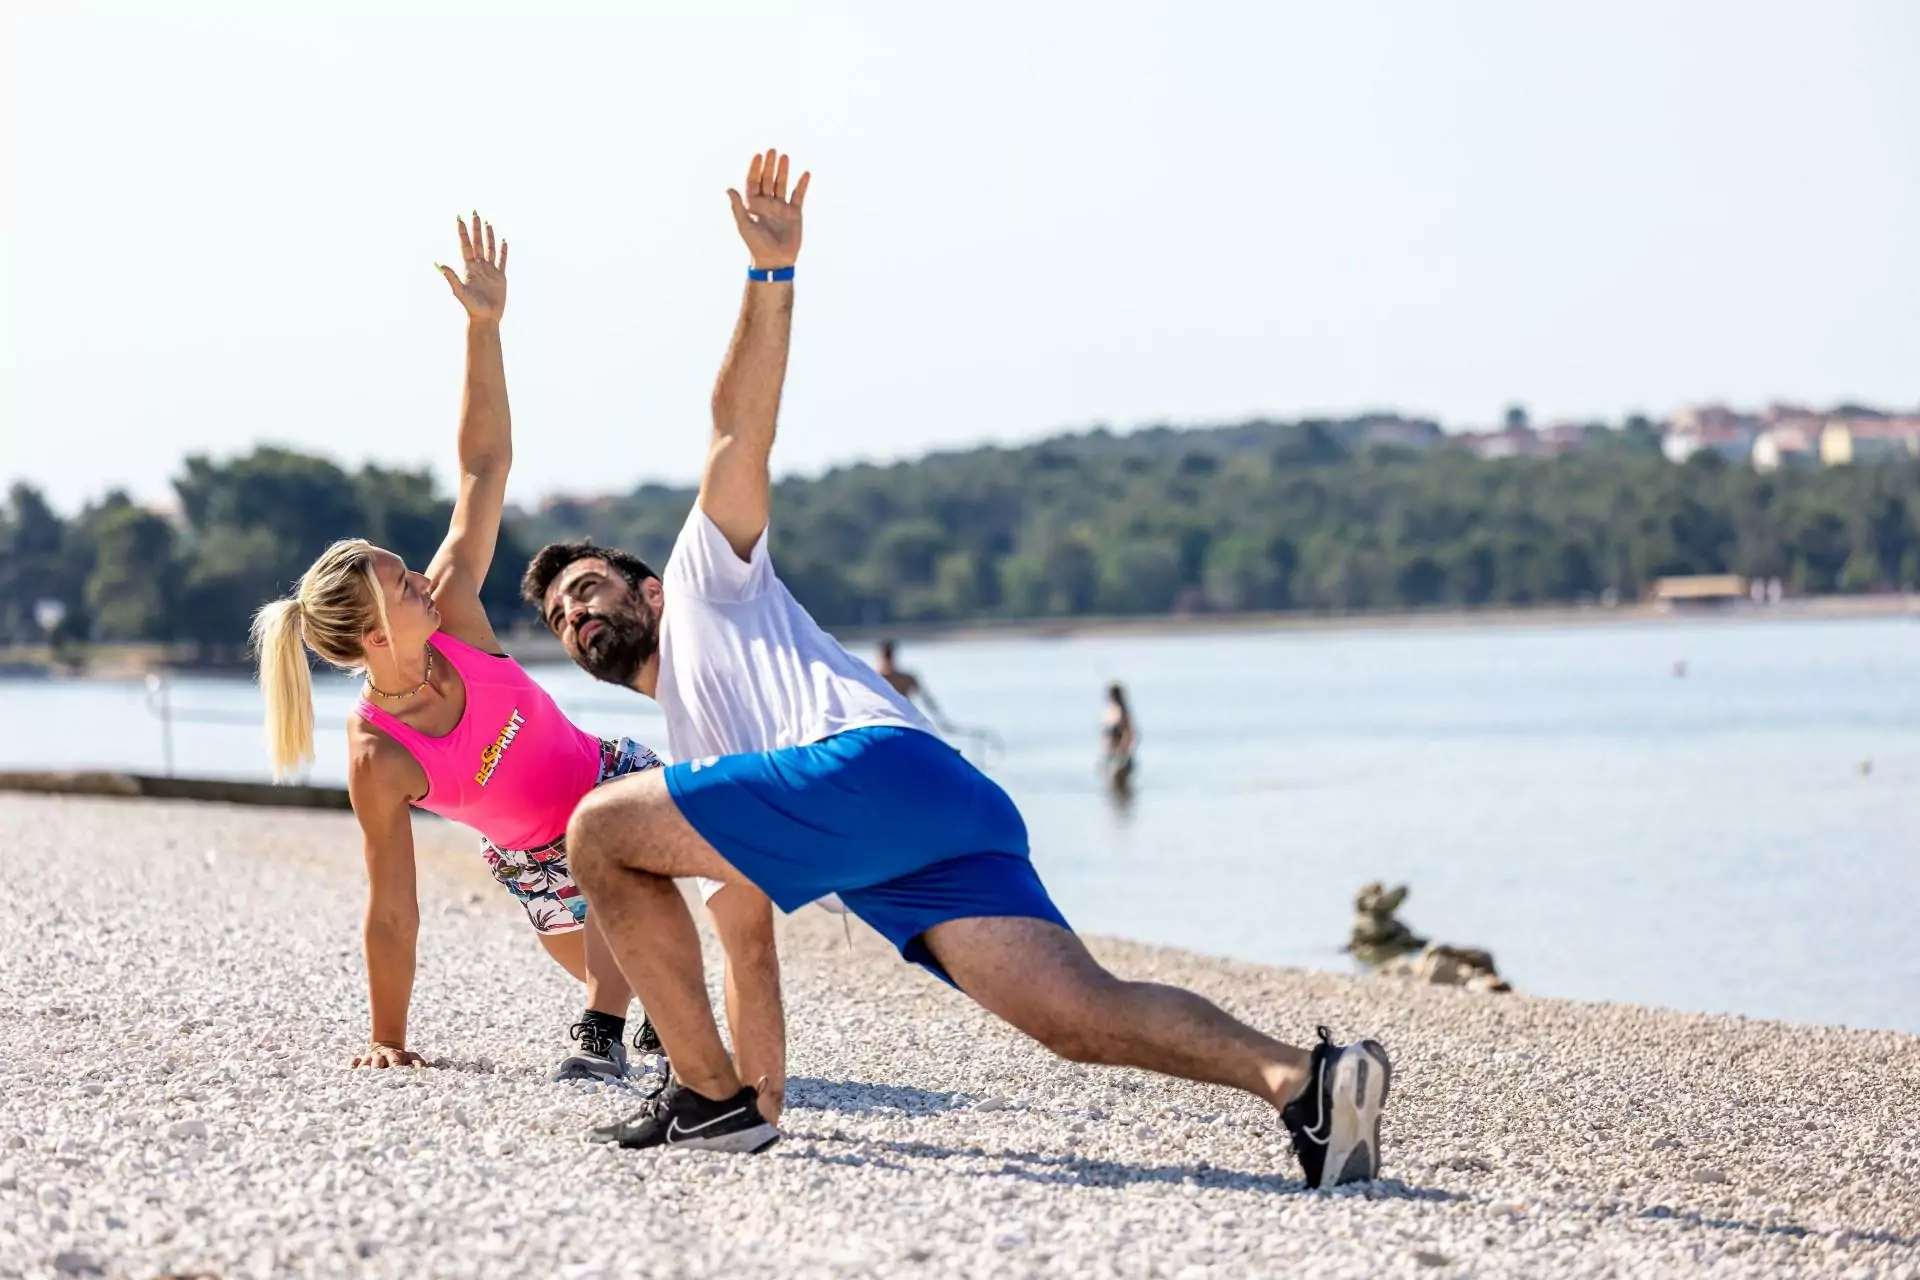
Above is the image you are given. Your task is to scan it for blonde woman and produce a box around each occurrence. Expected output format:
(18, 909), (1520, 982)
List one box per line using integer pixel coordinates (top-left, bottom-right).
(251, 215), (688, 1084)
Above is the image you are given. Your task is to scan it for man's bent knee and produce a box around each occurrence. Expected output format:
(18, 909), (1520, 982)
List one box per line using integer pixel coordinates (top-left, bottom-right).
(568, 771), (743, 884)
(567, 772), (668, 878)
(565, 790), (617, 886)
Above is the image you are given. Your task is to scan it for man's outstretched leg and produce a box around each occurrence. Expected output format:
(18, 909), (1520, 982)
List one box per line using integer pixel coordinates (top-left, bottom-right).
(566, 771), (779, 1153)
(920, 915), (1392, 1188)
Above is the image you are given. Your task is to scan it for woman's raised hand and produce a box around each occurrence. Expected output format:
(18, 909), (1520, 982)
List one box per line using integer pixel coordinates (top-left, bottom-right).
(437, 212), (507, 322)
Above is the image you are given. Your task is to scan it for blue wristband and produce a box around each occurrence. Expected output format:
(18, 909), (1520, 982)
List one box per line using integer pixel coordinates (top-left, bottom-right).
(746, 265), (795, 282)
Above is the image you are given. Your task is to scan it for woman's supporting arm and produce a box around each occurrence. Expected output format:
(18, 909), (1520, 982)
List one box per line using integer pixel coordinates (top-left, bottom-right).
(348, 743), (426, 1067)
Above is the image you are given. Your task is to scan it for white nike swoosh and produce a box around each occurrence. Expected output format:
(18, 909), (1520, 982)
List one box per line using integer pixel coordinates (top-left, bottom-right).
(1303, 1058), (1331, 1142)
(666, 1106), (747, 1142)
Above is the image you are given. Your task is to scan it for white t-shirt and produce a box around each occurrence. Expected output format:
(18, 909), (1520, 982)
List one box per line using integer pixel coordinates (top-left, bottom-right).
(658, 503), (937, 761)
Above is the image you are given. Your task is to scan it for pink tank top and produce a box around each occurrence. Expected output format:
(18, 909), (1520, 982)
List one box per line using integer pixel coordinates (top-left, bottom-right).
(355, 631), (602, 850)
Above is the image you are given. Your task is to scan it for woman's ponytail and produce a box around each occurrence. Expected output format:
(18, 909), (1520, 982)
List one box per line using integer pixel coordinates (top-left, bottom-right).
(252, 597), (315, 779)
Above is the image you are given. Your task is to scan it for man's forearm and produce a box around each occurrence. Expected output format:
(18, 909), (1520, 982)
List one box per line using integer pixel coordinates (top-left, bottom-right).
(711, 282), (794, 451)
(725, 946), (787, 1122)
(711, 885), (787, 1121)
(457, 319), (511, 475)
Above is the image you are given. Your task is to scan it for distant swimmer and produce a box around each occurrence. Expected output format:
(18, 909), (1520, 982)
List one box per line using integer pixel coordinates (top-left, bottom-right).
(1101, 680), (1138, 793)
(875, 639), (957, 732)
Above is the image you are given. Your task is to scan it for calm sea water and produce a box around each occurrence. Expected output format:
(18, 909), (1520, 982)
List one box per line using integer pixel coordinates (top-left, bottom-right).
(5, 618), (1917, 1034)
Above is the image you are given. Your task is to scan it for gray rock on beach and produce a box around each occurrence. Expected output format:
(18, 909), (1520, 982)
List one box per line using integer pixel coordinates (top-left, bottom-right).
(1378, 942), (1514, 993)
(0, 793), (1916, 1278)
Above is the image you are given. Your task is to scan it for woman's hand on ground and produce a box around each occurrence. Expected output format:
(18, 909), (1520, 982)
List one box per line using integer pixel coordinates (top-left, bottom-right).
(351, 1042), (427, 1069)
(436, 212), (507, 322)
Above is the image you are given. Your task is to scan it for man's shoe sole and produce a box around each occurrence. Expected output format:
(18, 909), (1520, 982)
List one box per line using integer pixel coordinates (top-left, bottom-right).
(660, 1121), (780, 1154)
(552, 1057), (627, 1085)
(1320, 1039), (1392, 1187)
(584, 1121), (781, 1153)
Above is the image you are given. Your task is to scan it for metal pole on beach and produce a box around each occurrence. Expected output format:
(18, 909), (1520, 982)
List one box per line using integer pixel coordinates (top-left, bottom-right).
(145, 673), (175, 777)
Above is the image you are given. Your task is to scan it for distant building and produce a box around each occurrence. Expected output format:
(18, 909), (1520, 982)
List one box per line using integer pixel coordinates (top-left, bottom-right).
(1664, 425), (1756, 464)
(1761, 401), (1824, 429)
(1537, 422), (1595, 456)
(1650, 574), (1748, 606)
(1663, 405), (1759, 464)
(1651, 401), (1920, 471)
(1672, 405), (1739, 430)
(1752, 424), (1820, 472)
(1819, 417), (1920, 467)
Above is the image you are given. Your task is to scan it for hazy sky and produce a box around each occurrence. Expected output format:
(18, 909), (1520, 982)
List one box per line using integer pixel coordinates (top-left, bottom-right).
(4, 0), (1917, 512)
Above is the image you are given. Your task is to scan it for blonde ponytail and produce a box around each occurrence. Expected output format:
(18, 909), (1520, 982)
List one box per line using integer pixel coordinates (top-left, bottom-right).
(253, 597), (316, 779)
(250, 537), (387, 780)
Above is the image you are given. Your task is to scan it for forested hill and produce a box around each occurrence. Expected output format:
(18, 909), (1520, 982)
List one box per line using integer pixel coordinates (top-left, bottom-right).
(5, 412), (1916, 651)
(520, 413), (1912, 628)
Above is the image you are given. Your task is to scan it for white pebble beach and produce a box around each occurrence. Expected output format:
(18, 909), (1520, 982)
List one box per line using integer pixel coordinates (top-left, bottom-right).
(2, 794), (1916, 1279)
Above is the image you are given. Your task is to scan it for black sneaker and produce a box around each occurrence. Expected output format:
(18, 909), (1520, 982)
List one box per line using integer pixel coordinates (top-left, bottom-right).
(632, 1016), (664, 1058)
(584, 1078), (779, 1153)
(552, 1019), (630, 1084)
(1280, 1026), (1392, 1188)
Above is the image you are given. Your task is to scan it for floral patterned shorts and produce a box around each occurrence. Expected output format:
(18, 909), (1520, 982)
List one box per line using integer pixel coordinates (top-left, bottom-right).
(479, 737), (665, 935)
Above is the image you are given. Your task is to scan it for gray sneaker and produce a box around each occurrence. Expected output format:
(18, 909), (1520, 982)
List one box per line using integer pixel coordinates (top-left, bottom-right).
(1280, 1026), (1392, 1188)
(553, 1020), (630, 1083)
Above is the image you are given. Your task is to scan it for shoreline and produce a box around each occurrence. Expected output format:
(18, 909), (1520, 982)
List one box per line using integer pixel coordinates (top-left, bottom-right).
(1, 775), (1910, 1036)
(837, 591), (1920, 645)
(4, 592), (1915, 681)
(3, 792), (1916, 1277)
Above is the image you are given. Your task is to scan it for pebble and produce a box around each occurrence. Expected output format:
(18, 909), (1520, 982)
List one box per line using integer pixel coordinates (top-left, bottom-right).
(1, 793), (1915, 1279)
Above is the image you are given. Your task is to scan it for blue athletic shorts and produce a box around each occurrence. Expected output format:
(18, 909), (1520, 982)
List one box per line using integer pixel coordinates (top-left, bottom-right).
(662, 725), (1070, 981)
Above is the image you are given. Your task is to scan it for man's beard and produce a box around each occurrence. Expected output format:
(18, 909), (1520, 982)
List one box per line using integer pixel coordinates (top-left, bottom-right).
(574, 608), (659, 686)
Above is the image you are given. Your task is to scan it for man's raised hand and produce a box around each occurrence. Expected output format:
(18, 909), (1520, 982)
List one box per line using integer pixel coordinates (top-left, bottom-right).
(437, 212), (508, 322)
(727, 149), (810, 270)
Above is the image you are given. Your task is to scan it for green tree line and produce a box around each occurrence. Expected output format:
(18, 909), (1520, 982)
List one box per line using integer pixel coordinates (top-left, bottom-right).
(4, 415), (1917, 651)
(525, 418), (1915, 622)
(1, 449), (528, 655)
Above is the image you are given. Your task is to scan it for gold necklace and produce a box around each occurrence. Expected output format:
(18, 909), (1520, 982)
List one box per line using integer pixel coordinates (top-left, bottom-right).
(366, 646), (434, 701)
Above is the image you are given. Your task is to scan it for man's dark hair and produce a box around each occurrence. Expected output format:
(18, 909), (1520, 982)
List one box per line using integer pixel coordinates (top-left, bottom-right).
(521, 541), (657, 613)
